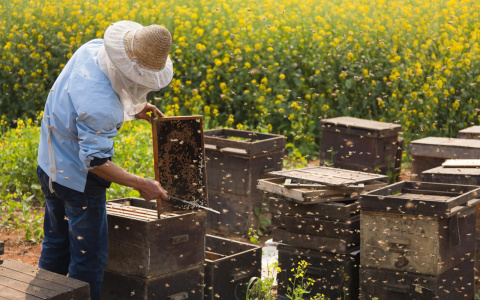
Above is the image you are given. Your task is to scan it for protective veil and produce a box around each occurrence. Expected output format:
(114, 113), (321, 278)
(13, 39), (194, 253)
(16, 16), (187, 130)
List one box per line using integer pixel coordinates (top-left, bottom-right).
(97, 21), (174, 121)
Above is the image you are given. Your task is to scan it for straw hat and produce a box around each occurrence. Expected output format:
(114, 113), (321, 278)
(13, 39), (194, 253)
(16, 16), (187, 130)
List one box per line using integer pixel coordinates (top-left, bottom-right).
(102, 20), (174, 90)
(123, 25), (172, 71)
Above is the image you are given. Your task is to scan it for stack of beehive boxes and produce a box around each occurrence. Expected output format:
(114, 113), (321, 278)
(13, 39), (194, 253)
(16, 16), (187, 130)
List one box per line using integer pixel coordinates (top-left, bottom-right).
(102, 117), (208, 299)
(422, 159), (480, 294)
(359, 181), (479, 299)
(204, 129), (285, 237)
(102, 198), (206, 299)
(258, 166), (388, 299)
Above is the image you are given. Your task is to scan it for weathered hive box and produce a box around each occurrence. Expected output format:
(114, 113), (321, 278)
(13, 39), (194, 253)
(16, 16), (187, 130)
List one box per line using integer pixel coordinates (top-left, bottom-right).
(361, 204), (477, 275)
(204, 129), (285, 236)
(204, 128), (285, 197)
(458, 125), (480, 139)
(421, 160), (480, 293)
(360, 258), (475, 300)
(259, 167), (387, 254)
(105, 198), (206, 278)
(102, 265), (204, 300)
(360, 181), (480, 217)
(0, 259), (90, 299)
(320, 116), (402, 177)
(267, 195), (361, 254)
(409, 137), (480, 180)
(276, 245), (359, 300)
(204, 234), (262, 300)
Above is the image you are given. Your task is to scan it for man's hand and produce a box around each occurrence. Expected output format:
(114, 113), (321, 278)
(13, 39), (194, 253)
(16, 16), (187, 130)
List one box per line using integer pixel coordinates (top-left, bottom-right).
(135, 103), (164, 123)
(135, 178), (169, 201)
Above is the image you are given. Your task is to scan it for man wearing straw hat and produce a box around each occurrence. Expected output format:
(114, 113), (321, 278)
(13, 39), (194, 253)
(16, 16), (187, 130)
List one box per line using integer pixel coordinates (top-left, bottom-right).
(36, 20), (172, 299)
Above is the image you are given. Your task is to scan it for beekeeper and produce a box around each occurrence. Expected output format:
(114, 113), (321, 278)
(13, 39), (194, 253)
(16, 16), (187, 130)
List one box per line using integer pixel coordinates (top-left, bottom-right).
(36, 20), (172, 299)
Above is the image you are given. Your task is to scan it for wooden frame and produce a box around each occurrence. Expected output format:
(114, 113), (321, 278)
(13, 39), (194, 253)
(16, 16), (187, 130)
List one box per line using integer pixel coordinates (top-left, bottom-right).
(152, 116), (207, 212)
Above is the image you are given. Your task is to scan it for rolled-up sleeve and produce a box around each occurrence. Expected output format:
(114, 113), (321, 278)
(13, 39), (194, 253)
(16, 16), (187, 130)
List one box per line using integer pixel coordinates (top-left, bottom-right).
(69, 71), (124, 170)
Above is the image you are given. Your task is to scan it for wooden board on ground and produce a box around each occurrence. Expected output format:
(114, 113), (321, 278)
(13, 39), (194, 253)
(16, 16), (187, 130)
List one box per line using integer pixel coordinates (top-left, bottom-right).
(257, 177), (359, 203)
(267, 166), (387, 187)
(152, 116), (207, 212)
(360, 181), (480, 216)
(0, 259), (89, 300)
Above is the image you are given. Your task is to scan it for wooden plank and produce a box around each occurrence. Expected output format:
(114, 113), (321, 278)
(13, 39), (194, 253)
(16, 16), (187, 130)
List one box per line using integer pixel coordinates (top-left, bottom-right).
(1, 260), (89, 291)
(257, 177), (356, 202)
(272, 228), (359, 254)
(0, 283), (43, 299)
(268, 166), (387, 186)
(273, 214), (359, 238)
(153, 116), (207, 211)
(442, 159), (480, 168)
(0, 273), (67, 299)
(0, 267), (73, 295)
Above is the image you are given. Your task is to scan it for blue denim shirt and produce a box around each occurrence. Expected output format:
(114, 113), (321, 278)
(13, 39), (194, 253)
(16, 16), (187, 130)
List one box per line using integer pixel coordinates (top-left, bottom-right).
(37, 39), (124, 193)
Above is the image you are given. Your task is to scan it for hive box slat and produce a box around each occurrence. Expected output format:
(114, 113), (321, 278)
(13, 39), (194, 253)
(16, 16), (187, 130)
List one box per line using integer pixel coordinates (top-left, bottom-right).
(204, 235), (262, 300)
(105, 198), (206, 278)
(272, 214), (359, 238)
(360, 258), (474, 300)
(0, 259), (89, 300)
(102, 265), (204, 300)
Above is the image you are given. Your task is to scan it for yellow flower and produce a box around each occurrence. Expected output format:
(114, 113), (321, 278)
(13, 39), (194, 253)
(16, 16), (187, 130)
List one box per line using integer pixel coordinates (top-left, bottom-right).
(279, 74), (286, 80)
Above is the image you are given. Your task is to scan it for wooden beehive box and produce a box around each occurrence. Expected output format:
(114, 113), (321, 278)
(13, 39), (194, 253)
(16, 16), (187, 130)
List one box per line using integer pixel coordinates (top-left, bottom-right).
(105, 198), (206, 278)
(204, 235), (262, 300)
(102, 265), (204, 300)
(0, 259), (90, 299)
(152, 116), (207, 211)
(204, 129), (285, 236)
(204, 128), (285, 197)
(422, 160), (480, 185)
(359, 181), (480, 216)
(276, 245), (359, 300)
(361, 203), (477, 275)
(360, 258), (474, 300)
(320, 116), (402, 177)
(458, 125), (480, 139)
(409, 137), (480, 180)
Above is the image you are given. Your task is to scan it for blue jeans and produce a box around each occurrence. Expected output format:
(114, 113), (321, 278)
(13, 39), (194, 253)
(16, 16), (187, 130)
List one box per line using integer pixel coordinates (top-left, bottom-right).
(37, 166), (108, 300)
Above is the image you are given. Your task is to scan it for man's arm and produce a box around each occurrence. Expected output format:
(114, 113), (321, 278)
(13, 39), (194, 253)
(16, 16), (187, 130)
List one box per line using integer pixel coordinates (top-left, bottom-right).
(90, 161), (168, 201)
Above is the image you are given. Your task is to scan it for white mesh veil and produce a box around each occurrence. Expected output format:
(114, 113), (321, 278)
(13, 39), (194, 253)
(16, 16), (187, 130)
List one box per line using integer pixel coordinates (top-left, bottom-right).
(97, 21), (174, 121)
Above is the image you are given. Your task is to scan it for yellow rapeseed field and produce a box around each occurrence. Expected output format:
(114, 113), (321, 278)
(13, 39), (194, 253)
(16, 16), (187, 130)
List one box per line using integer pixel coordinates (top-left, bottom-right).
(1, 0), (480, 156)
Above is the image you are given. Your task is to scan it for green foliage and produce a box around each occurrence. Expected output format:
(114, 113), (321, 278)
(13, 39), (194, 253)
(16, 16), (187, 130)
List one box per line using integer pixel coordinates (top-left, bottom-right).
(2, 0), (480, 161)
(245, 261), (278, 300)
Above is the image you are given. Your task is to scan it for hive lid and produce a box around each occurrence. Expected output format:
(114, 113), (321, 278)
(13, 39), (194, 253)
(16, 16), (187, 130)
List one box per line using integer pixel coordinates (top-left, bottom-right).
(267, 166), (387, 187)
(152, 116), (207, 212)
(410, 137), (480, 159)
(204, 128), (286, 156)
(321, 116), (401, 137)
(360, 181), (480, 217)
